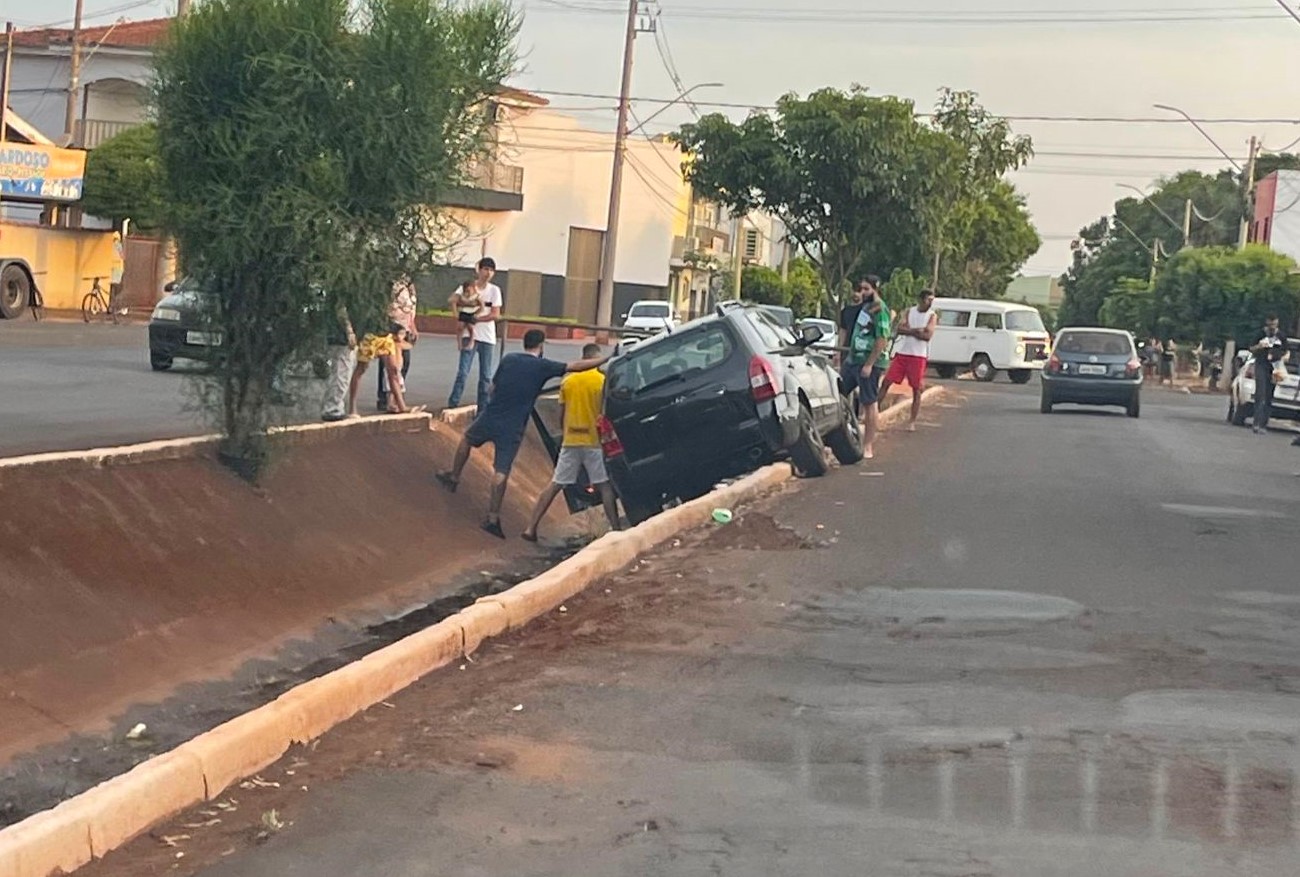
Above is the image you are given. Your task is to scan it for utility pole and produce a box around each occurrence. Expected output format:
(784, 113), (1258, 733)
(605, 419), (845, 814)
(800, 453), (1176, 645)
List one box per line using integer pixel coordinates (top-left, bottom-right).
(1, 22), (14, 143)
(64, 0), (85, 146)
(1239, 136), (1259, 250)
(595, 0), (648, 327)
(732, 214), (744, 300)
(177, 0), (191, 15)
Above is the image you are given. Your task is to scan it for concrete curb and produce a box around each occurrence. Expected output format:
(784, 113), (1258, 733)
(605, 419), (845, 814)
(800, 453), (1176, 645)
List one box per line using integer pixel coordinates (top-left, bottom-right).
(438, 404), (478, 428)
(0, 412), (432, 477)
(0, 463), (793, 877)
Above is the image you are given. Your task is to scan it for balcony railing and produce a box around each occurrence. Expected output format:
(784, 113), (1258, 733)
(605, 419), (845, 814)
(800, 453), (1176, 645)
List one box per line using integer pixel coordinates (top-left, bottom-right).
(442, 160), (525, 211)
(75, 119), (139, 149)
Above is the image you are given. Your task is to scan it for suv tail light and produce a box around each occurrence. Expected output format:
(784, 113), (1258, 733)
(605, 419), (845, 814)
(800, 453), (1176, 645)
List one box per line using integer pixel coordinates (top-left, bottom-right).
(597, 415), (624, 458)
(1125, 357), (1141, 378)
(749, 355), (779, 402)
(1046, 353), (1062, 374)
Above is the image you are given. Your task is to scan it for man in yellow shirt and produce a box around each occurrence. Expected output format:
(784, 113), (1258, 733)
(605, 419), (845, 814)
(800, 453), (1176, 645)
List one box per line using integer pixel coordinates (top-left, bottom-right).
(522, 344), (620, 541)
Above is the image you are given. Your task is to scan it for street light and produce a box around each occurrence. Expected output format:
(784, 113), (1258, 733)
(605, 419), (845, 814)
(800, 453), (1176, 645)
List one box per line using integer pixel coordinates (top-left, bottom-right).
(1153, 103), (1257, 249)
(597, 81), (725, 330)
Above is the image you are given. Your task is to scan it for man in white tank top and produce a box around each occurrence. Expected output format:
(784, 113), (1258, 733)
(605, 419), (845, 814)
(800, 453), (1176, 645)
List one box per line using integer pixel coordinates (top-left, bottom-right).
(879, 288), (938, 431)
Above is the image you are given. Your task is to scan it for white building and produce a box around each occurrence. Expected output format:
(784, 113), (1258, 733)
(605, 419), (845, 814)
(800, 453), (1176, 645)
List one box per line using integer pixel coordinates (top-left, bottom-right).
(430, 89), (689, 323)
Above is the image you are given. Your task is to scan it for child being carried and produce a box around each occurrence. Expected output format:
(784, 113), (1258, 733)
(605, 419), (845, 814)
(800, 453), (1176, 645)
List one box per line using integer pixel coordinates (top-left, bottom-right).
(451, 280), (483, 351)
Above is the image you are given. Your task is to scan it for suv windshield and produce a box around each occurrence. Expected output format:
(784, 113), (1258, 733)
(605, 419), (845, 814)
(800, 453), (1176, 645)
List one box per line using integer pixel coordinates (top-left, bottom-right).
(1056, 331), (1133, 356)
(1006, 310), (1046, 332)
(607, 324), (734, 397)
(629, 303), (670, 317)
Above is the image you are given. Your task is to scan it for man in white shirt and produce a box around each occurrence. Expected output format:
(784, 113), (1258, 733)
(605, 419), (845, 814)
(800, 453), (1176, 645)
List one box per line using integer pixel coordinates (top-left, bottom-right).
(878, 287), (938, 432)
(447, 257), (504, 408)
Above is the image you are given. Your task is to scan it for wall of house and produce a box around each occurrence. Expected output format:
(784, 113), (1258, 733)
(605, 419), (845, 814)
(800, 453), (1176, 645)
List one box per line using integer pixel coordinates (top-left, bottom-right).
(439, 108), (685, 322)
(7, 49), (151, 142)
(1266, 171), (1300, 265)
(0, 220), (115, 309)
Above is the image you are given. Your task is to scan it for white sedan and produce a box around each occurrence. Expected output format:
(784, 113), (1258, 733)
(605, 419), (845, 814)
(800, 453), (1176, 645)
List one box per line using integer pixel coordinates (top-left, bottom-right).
(1228, 353), (1300, 426)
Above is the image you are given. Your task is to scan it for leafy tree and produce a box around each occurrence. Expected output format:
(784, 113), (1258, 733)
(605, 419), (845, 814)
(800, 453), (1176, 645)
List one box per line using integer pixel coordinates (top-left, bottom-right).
(1150, 246), (1299, 346)
(154, 0), (517, 476)
(1097, 278), (1155, 336)
(80, 123), (163, 230)
(941, 181), (1040, 299)
(736, 264), (788, 306)
(930, 89), (1035, 288)
(785, 258), (823, 317)
(673, 87), (966, 310)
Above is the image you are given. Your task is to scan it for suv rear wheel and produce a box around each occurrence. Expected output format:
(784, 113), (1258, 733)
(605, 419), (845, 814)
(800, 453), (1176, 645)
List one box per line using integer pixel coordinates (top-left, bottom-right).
(1231, 398), (1253, 427)
(824, 397), (865, 465)
(788, 404), (829, 477)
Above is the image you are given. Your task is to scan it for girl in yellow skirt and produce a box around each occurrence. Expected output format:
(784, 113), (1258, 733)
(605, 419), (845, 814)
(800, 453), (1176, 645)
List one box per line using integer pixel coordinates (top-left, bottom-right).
(348, 322), (422, 416)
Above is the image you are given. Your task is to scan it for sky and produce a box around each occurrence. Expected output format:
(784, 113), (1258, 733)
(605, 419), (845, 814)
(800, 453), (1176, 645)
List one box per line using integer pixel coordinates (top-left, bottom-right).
(8, 0), (1300, 276)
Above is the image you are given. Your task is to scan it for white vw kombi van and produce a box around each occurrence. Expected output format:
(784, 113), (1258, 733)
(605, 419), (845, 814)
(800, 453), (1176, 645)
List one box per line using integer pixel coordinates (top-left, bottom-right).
(927, 298), (1051, 383)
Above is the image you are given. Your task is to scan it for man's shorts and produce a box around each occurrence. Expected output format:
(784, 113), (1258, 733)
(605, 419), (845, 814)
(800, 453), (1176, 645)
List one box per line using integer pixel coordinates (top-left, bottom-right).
(553, 446), (608, 486)
(884, 353), (927, 390)
(464, 416), (523, 476)
(854, 364), (886, 405)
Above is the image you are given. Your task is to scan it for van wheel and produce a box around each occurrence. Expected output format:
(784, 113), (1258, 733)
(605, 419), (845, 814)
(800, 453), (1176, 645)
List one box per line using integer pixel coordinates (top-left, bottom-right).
(1127, 395), (1141, 419)
(971, 354), (996, 382)
(788, 405), (829, 477)
(1040, 391), (1053, 414)
(825, 397), (865, 465)
(1008, 369), (1033, 384)
(935, 365), (958, 380)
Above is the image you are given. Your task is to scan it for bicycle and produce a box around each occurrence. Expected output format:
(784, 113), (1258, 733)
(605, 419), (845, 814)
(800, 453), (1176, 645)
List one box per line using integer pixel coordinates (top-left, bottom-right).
(81, 276), (125, 324)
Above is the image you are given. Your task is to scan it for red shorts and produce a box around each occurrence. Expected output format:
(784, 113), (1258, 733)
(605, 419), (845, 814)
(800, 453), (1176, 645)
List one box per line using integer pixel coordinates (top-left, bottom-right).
(884, 353), (927, 389)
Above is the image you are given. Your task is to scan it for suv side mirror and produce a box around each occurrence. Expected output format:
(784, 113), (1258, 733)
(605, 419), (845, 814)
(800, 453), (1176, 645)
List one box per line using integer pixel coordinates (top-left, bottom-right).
(798, 323), (824, 346)
(163, 281), (176, 293)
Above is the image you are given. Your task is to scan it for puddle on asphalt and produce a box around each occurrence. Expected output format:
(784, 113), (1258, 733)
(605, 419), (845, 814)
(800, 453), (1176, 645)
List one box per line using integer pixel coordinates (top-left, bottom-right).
(0, 537), (590, 828)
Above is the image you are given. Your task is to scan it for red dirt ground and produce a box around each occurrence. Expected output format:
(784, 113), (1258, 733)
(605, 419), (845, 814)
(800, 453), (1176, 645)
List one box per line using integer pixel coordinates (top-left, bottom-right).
(0, 419), (576, 765)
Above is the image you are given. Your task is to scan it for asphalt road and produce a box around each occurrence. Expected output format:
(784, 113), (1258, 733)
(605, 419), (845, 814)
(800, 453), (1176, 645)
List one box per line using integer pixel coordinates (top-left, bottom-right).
(83, 382), (1300, 877)
(0, 320), (583, 456)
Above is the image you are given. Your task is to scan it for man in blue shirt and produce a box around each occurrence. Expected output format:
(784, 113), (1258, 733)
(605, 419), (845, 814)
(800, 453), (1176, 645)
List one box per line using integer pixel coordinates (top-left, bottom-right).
(437, 329), (609, 538)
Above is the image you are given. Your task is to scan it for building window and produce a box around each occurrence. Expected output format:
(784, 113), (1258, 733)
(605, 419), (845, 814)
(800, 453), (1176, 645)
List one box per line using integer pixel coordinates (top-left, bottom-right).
(743, 228), (761, 261)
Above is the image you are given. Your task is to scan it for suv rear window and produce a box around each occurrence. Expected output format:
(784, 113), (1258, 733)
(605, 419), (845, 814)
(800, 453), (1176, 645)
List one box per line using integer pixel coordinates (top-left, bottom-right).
(1056, 332), (1133, 356)
(607, 325), (734, 396)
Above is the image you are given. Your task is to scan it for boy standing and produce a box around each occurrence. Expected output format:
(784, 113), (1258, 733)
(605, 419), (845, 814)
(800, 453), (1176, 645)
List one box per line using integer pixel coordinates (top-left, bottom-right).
(847, 286), (891, 459)
(521, 344), (620, 542)
(879, 287), (938, 432)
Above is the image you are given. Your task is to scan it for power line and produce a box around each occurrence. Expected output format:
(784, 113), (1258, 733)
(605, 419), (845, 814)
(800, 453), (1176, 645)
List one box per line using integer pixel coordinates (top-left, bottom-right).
(529, 3), (1285, 26)
(524, 89), (1300, 125)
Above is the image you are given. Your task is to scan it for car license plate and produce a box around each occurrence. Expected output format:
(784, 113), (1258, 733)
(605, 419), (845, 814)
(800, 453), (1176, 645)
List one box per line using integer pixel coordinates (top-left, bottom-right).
(186, 331), (221, 346)
(1078, 364), (1106, 375)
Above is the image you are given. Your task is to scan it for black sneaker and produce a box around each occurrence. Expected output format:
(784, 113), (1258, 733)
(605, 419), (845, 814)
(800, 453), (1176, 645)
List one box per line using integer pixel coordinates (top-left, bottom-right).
(481, 520), (506, 540)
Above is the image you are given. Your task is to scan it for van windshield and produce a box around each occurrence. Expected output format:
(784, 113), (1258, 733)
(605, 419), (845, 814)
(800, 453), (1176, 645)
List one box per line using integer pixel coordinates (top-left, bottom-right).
(1006, 310), (1046, 332)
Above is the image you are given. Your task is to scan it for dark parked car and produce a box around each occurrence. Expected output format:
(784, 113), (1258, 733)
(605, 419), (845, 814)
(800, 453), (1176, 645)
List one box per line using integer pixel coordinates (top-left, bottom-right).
(147, 279), (219, 371)
(149, 279), (332, 376)
(597, 303), (863, 523)
(1040, 327), (1142, 417)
